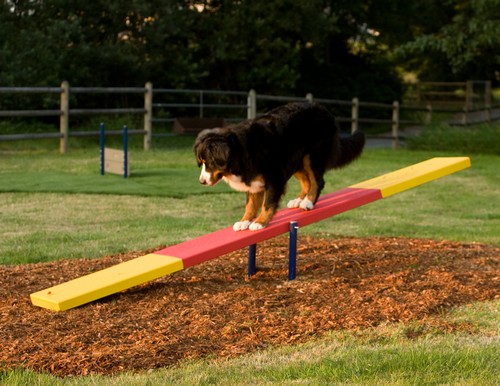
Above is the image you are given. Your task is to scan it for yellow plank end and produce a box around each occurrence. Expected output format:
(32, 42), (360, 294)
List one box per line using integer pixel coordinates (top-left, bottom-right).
(350, 157), (471, 197)
(30, 254), (183, 311)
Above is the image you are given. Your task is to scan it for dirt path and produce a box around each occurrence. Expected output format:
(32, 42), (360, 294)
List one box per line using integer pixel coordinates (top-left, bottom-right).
(1, 236), (498, 377)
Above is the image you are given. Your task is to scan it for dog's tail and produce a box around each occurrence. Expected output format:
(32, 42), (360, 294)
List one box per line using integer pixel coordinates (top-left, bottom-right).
(331, 131), (365, 169)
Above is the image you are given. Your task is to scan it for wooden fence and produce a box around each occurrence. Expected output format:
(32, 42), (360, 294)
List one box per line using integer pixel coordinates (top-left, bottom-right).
(0, 82), (150, 154)
(413, 80), (492, 109)
(0, 81), (497, 153)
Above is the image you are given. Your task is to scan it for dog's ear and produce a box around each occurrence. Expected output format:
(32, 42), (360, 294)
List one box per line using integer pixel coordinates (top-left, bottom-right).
(194, 129), (232, 170)
(210, 136), (231, 169)
(193, 130), (207, 165)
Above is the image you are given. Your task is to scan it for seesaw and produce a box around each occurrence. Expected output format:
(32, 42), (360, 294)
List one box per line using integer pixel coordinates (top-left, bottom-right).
(30, 157), (471, 311)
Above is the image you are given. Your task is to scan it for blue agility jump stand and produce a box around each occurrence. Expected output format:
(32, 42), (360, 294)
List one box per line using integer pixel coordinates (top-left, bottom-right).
(100, 123), (129, 178)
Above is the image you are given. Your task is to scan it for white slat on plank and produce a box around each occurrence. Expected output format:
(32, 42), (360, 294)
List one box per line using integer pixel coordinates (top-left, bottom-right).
(104, 147), (129, 176)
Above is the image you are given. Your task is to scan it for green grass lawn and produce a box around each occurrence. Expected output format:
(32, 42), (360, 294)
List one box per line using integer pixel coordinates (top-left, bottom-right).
(0, 125), (499, 385)
(0, 145), (498, 264)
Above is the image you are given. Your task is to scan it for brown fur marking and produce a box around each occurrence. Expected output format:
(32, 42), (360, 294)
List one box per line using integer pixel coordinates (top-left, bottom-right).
(292, 155), (319, 204)
(253, 205), (276, 228)
(293, 170), (310, 200)
(302, 155), (319, 203)
(240, 192), (265, 222)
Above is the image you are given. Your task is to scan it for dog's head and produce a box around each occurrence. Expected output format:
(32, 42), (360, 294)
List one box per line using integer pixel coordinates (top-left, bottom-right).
(194, 128), (236, 186)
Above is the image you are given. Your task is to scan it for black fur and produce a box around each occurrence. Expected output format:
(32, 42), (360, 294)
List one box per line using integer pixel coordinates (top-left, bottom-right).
(194, 102), (365, 229)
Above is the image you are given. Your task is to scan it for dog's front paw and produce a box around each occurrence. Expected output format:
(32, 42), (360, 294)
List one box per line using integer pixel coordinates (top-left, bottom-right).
(299, 198), (314, 210)
(249, 222), (265, 231)
(233, 220), (251, 231)
(287, 198), (302, 208)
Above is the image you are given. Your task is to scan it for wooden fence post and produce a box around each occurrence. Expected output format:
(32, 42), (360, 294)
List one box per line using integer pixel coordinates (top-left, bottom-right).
(60, 81), (69, 154)
(425, 104), (432, 124)
(351, 97), (359, 133)
(465, 80), (473, 110)
(392, 100), (399, 149)
(199, 90), (204, 118)
(144, 82), (153, 151)
(485, 80), (492, 123)
(461, 106), (468, 126)
(247, 89), (256, 119)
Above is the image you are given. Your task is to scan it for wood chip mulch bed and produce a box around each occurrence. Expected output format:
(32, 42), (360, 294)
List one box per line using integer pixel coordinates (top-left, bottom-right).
(1, 236), (498, 377)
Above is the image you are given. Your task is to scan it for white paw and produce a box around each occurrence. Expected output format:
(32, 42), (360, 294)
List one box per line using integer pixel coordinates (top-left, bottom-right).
(299, 198), (314, 210)
(249, 222), (265, 231)
(233, 220), (251, 231)
(287, 198), (302, 208)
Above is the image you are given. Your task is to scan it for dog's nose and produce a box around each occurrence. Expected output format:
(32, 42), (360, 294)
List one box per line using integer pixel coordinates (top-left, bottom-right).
(199, 174), (209, 185)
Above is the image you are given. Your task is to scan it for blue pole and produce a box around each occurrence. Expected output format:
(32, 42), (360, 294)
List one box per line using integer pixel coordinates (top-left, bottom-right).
(288, 221), (298, 280)
(123, 125), (128, 178)
(248, 244), (257, 277)
(99, 122), (105, 176)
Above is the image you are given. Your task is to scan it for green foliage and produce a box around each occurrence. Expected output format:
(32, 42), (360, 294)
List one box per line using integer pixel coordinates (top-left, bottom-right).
(1, 0), (499, 106)
(0, 1), (201, 89)
(396, 0), (500, 80)
(0, 0), (403, 102)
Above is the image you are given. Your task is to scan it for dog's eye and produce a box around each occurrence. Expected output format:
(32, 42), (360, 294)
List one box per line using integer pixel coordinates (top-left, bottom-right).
(216, 172), (224, 180)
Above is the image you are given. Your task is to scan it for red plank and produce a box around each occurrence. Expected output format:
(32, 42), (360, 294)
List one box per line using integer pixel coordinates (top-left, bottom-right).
(155, 188), (382, 267)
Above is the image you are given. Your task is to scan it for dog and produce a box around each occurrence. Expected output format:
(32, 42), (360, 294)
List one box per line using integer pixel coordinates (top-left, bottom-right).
(194, 102), (365, 231)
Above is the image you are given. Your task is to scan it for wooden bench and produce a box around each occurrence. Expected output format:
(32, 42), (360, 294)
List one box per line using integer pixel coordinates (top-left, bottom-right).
(173, 117), (225, 134)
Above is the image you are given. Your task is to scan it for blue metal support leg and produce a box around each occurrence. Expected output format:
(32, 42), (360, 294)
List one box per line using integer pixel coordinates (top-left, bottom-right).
(288, 221), (298, 280)
(99, 123), (105, 176)
(248, 244), (257, 277)
(123, 125), (128, 178)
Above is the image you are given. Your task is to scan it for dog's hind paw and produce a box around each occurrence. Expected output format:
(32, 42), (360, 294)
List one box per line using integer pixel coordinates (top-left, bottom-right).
(287, 198), (302, 208)
(299, 198), (314, 210)
(249, 222), (265, 231)
(233, 220), (251, 231)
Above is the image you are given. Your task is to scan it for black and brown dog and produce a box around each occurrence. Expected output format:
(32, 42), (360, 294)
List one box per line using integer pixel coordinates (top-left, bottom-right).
(194, 103), (365, 231)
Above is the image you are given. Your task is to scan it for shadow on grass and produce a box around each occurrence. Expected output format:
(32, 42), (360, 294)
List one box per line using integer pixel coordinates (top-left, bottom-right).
(0, 168), (233, 198)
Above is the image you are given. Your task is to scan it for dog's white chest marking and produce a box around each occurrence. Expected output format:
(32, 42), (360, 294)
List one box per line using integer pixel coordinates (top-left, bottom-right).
(223, 175), (265, 193)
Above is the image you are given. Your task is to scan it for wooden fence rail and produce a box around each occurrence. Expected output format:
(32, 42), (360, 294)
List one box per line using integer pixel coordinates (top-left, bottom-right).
(414, 80), (492, 110)
(0, 81), (497, 153)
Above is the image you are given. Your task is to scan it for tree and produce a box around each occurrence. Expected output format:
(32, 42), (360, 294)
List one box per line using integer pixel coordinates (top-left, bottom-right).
(0, 0), (199, 87)
(1, 0), (406, 100)
(188, 0), (403, 101)
(396, 0), (500, 82)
